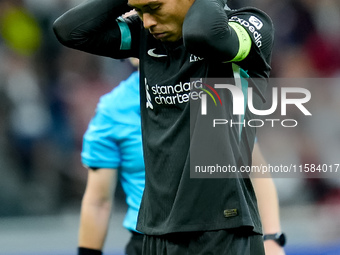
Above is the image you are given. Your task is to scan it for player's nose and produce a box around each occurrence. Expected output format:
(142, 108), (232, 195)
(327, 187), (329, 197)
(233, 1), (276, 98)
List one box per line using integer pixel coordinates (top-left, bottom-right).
(143, 13), (157, 29)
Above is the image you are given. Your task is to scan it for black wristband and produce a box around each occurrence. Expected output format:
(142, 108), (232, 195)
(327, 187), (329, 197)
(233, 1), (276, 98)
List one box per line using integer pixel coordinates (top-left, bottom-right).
(78, 247), (102, 255)
(263, 232), (286, 247)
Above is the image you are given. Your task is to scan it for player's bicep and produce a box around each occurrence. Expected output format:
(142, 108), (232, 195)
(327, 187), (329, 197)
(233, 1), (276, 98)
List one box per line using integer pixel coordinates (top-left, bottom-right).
(183, 0), (251, 62)
(79, 15), (140, 58)
(54, 13), (140, 59)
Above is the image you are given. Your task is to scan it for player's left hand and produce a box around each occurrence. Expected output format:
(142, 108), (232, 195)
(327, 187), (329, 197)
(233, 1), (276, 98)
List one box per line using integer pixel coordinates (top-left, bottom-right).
(264, 240), (286, 255)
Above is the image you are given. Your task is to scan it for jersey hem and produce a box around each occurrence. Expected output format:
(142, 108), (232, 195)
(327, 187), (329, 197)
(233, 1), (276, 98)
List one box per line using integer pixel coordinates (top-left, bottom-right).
(137, 222), (262, 236)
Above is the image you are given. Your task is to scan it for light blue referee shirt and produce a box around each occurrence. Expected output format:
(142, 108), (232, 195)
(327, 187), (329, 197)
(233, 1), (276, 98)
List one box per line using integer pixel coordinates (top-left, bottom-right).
(81, 71), (144, 232)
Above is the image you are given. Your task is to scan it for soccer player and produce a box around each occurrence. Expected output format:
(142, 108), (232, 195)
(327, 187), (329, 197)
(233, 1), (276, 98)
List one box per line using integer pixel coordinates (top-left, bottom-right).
(77, 70), (285, 255)
(54, 0), (275, 254)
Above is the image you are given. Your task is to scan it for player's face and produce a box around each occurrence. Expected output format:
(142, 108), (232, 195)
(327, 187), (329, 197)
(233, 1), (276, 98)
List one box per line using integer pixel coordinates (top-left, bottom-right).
(128, 0), (195, 42)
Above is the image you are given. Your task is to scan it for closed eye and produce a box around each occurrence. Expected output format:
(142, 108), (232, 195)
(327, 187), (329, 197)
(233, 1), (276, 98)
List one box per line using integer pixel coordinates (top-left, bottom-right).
(131, 3), (161, 17)
(149, 4), (160, 11)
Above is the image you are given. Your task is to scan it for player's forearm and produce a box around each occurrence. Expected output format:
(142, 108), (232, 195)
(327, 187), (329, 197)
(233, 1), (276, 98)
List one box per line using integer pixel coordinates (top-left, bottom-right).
(183, 0), (239, 61)
(78, 200), (113, 249)
(53, 0), (131, 56)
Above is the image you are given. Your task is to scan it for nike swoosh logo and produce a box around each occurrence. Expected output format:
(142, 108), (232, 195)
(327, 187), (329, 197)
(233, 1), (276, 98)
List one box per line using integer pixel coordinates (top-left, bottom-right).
(147, 48), (167, 58)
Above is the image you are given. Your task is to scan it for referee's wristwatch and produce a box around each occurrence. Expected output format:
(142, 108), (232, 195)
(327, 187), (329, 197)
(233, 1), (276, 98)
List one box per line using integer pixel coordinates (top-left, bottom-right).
(263, 232), (286, 247)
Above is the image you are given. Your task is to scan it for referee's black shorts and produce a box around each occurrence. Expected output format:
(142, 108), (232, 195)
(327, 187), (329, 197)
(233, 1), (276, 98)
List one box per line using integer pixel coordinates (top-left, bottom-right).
(142, 228), (265, 255)
(125, 231), (144, 255)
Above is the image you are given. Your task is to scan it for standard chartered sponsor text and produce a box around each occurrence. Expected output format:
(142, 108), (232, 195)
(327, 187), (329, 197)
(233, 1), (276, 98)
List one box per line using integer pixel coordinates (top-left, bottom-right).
(150, 78), (203, 105)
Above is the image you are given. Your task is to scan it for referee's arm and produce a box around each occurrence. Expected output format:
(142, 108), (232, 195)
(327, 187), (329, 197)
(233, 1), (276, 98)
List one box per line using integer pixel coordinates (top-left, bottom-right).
(251, 144), (286, 255)
(78, 168), (117, 254)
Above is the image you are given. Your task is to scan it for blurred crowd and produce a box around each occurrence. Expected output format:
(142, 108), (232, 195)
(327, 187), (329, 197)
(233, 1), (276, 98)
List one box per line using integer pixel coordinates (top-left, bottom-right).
(0, 0), (340, 217)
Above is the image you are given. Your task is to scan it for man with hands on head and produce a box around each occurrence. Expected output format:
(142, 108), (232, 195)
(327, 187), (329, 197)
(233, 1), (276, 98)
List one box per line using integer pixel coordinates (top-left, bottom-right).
(54, 0), (276, 254)
(77, 62), (285, 255)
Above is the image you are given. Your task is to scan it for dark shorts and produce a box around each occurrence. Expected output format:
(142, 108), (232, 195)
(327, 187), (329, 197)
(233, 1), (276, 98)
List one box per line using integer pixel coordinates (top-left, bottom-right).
(142, 229), (265, 255)
(125, 231), (144, 255)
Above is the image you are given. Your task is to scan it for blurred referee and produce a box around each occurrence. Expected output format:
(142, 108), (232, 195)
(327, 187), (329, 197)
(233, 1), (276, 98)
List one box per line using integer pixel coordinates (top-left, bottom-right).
(79, 69), (144, 255)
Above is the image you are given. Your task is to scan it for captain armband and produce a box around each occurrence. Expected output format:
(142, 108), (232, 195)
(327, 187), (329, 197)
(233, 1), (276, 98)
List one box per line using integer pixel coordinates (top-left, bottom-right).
(228, 22), (252, 62)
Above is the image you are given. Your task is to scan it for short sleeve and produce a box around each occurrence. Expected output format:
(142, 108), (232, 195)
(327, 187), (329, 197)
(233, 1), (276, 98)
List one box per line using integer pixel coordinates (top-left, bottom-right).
(81, 105), (121, 169)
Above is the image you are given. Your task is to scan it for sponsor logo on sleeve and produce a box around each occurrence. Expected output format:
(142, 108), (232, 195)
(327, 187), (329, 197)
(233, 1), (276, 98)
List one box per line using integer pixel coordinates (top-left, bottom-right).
(229, 16), (263, 48)
(249, 16), (263, 30)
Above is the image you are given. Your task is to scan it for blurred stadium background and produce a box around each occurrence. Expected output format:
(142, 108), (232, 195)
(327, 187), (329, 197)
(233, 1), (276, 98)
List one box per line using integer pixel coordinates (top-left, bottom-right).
(0, 0), (340, 254)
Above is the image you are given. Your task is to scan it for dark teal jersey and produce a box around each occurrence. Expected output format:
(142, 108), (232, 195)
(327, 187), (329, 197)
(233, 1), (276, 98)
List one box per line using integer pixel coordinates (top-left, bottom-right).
(53, 0), (274, 236)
